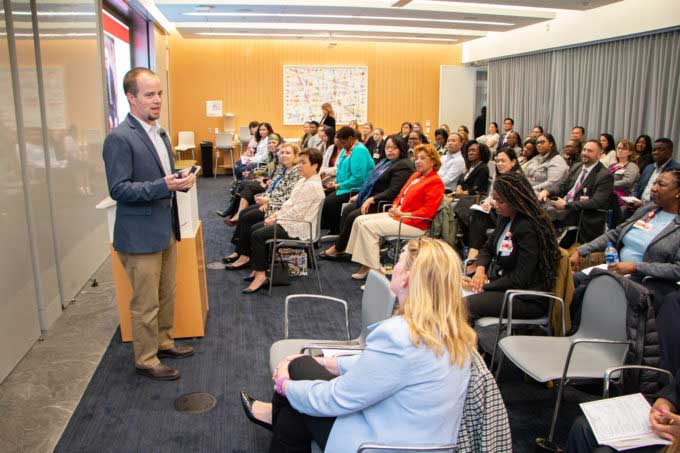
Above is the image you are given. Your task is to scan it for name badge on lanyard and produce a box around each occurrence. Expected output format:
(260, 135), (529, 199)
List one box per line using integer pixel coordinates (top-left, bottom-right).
(632, 210), (656, 232)
(499, 231), (513, 256)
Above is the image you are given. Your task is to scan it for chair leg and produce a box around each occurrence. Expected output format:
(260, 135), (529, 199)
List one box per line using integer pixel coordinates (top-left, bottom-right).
(309, 242), (322, 292)
(494, 352), (505, 381)
(268, 242), (276, 296)
(229, 148), (236, 178)
(214, 150), (218, 178)
(546, 377), (567, 445)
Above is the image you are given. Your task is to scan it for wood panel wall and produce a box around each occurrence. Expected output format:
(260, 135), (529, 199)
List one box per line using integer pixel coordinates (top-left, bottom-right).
(168, 36), (462, 151)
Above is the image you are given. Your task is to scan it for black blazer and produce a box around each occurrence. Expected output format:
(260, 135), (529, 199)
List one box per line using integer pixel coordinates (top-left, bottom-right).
(551, 161), (615, 242)
(370, 158), (416, 203)
(477, 213), (550, 292)
(459, 162), (490, 196)
(373, 139), (387, 162)
(320, 115), (336, 130)
(362, 136), (377, 154)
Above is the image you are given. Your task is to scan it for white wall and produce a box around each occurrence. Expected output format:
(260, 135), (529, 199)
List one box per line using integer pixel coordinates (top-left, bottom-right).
(463, 0), (680, 63)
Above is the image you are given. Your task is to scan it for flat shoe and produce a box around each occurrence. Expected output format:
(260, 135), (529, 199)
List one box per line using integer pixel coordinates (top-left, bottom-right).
(240, 390), (272, 431)
(222, 254), (239, 264)
(242, 280), (269, 294)
(351, 271), (369, 281)
(319, 251), (340, 261)
(158, 345), (194, 359)
(225, 261), (250, 271)
(223, 218), (238, 226)
(215, 210), (227, 218)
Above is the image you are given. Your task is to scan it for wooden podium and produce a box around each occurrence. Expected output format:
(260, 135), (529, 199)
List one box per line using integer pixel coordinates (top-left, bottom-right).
(96, 185), (209, 342)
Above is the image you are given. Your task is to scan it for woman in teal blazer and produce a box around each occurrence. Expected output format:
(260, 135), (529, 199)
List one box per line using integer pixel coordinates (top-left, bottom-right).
(321, 126), (375, 233)
(240, 238), (477, 453)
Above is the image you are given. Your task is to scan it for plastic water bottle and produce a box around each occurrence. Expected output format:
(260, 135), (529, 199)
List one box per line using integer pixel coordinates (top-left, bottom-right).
(604, 242), (619, 264)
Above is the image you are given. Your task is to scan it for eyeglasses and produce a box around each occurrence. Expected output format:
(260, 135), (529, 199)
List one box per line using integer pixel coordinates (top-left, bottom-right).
(536, 140), (547, 144)
(385, 145), (398, 150)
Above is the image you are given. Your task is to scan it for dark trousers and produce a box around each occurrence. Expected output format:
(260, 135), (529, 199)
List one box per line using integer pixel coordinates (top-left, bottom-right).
(270, 356), (336, 453)
(321, 192), (351, 234)
(240, 180), (266, 205)
(234, 205), (266, 255)
(335, 202), (378, 251)
(251, 223), (290, 271)
(645, 279), (680, 373)
(468, 210), (496, 250)
(466, 290), (547, 322)
(234, 161), (258, 180)
(566, 415), (660, 453)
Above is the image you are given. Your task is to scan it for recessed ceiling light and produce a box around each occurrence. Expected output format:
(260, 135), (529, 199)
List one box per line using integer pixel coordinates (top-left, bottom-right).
(194, 5), (214, 12)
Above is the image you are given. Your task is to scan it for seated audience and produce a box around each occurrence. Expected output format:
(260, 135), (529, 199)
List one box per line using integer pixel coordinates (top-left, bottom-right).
(570, 168), (679, 285)
(567, 369), (680, 452)
(306, 121), (322, 149)
(234, 122), (273, 180)
(223, 143), (301, 268)
(599, 132), (617, 167)
(348, 119), (359, 131)
(360, 122), (376, 154)
(300, 122), (311, 147)
(562, 139), (582, 169)
(319, 127), (340, 188)
(372, 128), (386, 161)
(538, 139), (615, 244)
(239, 148), (326, 294)
(400, 121), (412, 141)
(244, 120), (260, 154)
(320, 126), (375, 234)
(440, 123), (451, 134)
(609, 139), (640, 206)
(503, 131), (522, 157)
(525, 133), (569, 193)
(458, 125), (470, 136)
(464, 148), (526, 270)
(477, 122), (500, 154)
(496, 117), (515, 150)
(628, 138), (680, 209)
(519, 138), (538, 172)
(464, 172), (561, 320)
(439, 132), (467, 193)
(454, 141), (491, 197)
(434, 127), (449, 154)
(222, 133), (283, 225)
(345, 144), (444, 280)
(319, 102), (336, 130)
(406, 130), (423, 158)
(635, 134), (654, 171)
(240, 237), (476, 453)
(571, 126), (586, 147)
(317, 126), (334, 156)
(320, 135), (415, 259)
(413, 122), (424, 134)
(530, 125), (544, 139)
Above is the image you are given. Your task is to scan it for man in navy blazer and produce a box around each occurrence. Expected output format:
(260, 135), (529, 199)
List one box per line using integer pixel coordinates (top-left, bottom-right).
(634, 138), (679, 203)
(103, 68), (196, 381)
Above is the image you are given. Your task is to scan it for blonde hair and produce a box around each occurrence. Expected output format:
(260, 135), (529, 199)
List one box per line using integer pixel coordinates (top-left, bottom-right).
(321, 102), (335, 118)
(397, 238), (477, 367)
(414, 143), (442, 171)
(280, 142), (301, 164)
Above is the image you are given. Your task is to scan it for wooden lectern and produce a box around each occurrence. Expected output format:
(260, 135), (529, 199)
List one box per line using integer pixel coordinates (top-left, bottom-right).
(96, 185), (209, 341)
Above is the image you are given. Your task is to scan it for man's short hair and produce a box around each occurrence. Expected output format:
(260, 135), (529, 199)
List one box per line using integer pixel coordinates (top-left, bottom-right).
(503, 117), (514, 125)
(654, 138), (674, 151)
(584, 139), (602, 150)
(123, 67), (157, 96)
(248, 120), (259, 128)
(573, 126), (586, 136)
(310, 120), (320, 127)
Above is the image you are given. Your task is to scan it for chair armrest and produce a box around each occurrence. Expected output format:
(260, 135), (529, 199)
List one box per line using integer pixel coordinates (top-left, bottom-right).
(284, 295), (350, 340)
(504, 290), (566, 335)
(380, 203), (393, 212)
(561, 338), (634, 382)
(602, 365), (674, 398)
(300, 344), (365, 356)
(358, 443), (457, 452)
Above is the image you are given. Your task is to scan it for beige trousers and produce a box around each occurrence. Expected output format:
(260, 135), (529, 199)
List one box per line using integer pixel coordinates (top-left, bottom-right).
(346, 212), (425, 270)
(118, 237), (177, 368)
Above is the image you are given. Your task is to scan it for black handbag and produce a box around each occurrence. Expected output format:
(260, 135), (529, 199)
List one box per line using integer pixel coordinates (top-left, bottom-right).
(266, 251), (291, 286)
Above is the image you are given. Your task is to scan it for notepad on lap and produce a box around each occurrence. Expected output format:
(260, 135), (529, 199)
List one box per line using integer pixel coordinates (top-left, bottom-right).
(470, 203), (490, 214)
(580, 393), (671, 451)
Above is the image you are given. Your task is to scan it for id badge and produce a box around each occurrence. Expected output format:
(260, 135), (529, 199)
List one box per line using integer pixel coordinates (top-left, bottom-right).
(499, 239), (513, 256)
(579, 196), (590, 201)
(373, 152), (380, 159)
(633, 220), (653, 231)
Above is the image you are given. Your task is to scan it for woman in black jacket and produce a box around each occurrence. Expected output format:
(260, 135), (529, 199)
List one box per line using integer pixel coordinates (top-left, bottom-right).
(464, 172), (561, 320)
(320, 134), (415, 259)
(455, 141), (491, 197)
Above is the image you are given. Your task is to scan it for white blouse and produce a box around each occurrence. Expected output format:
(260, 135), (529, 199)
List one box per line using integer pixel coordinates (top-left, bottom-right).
(275, 174), (326, 241)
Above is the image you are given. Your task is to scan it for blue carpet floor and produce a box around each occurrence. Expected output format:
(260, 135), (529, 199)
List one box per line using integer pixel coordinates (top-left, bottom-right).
(55, 176), (594, 452)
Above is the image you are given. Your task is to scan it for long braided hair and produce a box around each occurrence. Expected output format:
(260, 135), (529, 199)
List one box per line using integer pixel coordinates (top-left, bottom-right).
(493, 172), (561, 289)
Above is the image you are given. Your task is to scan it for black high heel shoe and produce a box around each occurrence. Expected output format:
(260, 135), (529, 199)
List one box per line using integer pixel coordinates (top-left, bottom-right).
(222, 254), (239, 264)
(240, 390), (273, 431)
(242, 279), (269, 294)
(225, 261), (250, 271)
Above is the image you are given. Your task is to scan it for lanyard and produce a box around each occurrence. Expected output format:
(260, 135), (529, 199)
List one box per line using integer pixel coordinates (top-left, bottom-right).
(268, 168), (287, 194)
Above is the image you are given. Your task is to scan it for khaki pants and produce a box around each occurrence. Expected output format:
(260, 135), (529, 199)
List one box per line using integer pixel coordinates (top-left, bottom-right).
(346, 212), (425, 270)
(118, 237), (176, 368)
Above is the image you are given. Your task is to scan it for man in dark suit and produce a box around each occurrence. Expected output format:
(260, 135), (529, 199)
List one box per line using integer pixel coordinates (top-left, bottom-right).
(103, 68), (196, 380)
(538, 139), (614, 243)
(495, 117), (514, 151)
(634, 138), (680, 203)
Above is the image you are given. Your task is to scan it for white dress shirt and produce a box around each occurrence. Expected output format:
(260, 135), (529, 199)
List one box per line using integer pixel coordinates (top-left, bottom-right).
(438, 151), (466, 191)
(131, 113), (171, 175)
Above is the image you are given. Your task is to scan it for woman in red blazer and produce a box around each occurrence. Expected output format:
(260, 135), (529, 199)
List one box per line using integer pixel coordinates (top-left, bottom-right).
(345, 144), (445, 280)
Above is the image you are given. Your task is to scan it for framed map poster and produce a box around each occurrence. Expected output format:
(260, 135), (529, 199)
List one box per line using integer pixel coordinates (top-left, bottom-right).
(283, 66), (368, 125)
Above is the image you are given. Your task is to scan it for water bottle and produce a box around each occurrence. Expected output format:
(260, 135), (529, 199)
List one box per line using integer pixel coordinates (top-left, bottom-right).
(604, 241), (619, 264)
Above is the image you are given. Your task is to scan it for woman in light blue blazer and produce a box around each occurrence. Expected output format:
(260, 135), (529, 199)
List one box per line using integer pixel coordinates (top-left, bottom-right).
(240, 238), (477, 453)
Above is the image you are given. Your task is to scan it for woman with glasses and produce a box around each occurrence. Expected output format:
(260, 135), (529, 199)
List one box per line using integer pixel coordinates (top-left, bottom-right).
(524, 133), (569, 194)
(608, 139), (640, 206)
(320, 135), (415, 260)
(240, 238), (477, 452)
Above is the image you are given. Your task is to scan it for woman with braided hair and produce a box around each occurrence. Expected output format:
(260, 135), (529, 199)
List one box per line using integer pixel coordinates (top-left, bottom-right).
(463, 171), (561, 321)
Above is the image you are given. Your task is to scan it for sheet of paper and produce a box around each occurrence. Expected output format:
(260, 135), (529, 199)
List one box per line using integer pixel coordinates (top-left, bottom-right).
(621, 196), (641, 204)
(462, 287), (475, 298)
(580, 393), (671, 451)
(470, 203), (490, 214)
(322, 348), (361, 358)
(581, 264), (608, 275)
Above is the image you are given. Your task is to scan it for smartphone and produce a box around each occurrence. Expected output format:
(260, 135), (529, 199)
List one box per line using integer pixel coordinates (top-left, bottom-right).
(176, 166), (200, 192)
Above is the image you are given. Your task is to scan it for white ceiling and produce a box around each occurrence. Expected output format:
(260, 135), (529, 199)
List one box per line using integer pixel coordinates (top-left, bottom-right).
(147, 0), (624, 44)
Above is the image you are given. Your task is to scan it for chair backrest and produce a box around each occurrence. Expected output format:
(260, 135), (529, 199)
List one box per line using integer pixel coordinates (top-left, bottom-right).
(215, 131), (234, 148)
(359, 271), (396, 342)
(574, 274), (628, 341)
(311, 196), (326, 242)
(177, 131), (195, 147)
(239, 126), (252, 145)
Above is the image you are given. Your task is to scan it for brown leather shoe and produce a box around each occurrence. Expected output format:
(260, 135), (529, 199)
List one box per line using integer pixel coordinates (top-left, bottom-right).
(158, 345), (194, 359)
(135, 363), (181, 381)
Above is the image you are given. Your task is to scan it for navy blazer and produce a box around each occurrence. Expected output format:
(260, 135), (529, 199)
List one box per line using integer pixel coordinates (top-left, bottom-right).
(635, 159), (680, 199)
(103, 114), (180, 254)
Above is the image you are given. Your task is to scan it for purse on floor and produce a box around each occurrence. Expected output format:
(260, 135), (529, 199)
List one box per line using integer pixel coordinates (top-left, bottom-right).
(266, 251), (291, 286)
